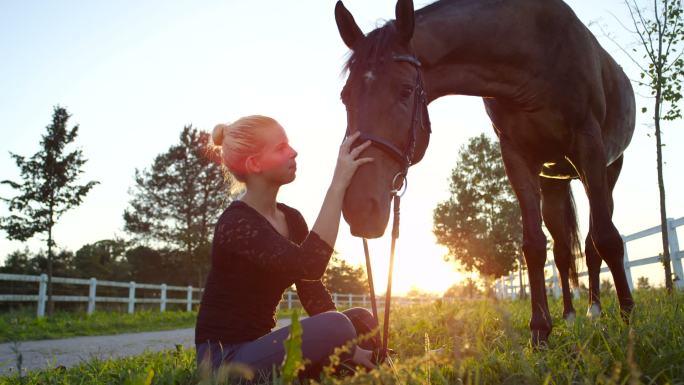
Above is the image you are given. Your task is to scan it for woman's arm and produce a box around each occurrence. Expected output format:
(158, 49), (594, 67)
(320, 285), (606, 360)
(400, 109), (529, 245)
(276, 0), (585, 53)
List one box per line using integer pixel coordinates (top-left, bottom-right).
(310, 131), (373, 248)
(294, 279), (336, 315)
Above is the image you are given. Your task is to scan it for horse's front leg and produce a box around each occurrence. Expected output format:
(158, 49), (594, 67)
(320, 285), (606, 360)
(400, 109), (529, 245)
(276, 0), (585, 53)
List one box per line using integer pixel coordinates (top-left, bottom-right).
(500, 138), (551, 346)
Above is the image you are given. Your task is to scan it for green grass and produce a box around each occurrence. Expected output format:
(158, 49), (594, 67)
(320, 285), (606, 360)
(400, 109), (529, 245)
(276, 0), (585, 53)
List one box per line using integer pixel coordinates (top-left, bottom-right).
(3, 289), (683, 384)
(0, 308), (199, 343)
(0, 307), (307, 343)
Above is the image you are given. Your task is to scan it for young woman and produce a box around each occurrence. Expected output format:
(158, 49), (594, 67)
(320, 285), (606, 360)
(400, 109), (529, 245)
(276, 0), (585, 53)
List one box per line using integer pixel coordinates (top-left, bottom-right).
(195, 115), (381, 381)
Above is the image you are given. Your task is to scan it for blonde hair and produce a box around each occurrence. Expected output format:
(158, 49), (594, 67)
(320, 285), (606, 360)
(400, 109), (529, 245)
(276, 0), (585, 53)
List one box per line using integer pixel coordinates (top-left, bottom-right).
(211, 115), (282, 194)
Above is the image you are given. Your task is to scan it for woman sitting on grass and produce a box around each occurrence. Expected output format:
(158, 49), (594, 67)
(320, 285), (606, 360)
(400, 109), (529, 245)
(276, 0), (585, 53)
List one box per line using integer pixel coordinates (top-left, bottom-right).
(195, 115), (382, 380)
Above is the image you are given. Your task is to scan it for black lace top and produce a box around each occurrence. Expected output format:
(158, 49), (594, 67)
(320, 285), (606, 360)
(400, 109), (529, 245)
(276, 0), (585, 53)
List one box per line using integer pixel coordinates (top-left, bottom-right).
(195, 200), (336, 345)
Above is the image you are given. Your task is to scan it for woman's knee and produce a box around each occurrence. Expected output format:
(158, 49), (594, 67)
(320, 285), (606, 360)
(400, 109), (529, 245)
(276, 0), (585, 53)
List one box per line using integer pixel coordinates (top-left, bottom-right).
(310, 311), (356, 345)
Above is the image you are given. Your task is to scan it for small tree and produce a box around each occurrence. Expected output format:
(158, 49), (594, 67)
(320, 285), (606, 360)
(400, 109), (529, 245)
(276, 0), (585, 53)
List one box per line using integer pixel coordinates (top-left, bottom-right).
(637, 276), (652, 290)
(433, 134), (522, 280)
(0, 106), (99, 316)
(123, 126), (232, 288)
(620, 0), (684, 291)
(322, 254), (368, 294)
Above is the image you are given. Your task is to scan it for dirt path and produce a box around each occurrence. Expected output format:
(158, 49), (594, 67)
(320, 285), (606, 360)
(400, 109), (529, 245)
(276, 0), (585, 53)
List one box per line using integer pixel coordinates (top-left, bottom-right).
(0, 319), (293, 376)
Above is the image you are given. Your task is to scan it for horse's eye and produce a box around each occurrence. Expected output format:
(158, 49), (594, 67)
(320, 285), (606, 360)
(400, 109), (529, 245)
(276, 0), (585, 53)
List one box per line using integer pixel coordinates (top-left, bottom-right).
(400, 85), (413, 100)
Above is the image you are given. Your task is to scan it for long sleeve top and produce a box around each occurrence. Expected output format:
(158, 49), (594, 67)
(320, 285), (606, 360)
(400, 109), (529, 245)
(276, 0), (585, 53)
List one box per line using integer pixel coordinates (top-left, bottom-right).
(195, 200), (337, 345)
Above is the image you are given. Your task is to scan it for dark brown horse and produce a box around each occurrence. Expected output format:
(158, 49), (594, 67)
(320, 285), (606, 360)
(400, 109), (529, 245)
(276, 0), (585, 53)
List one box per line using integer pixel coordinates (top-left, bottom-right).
(335, 0), (636, 345)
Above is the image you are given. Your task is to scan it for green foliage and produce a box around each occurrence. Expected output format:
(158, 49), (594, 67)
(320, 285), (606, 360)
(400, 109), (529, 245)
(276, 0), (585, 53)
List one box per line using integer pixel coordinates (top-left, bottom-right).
(123, 126), (233, 287)
(0, 309), (198, 343)
(0, 106), (99, 244)
(627, 0), (684, 121)
(73, 239), (130, 281)
(433, 133), (522, 279)
(5, 290), (683, 384)
(281, 309), (306, 384)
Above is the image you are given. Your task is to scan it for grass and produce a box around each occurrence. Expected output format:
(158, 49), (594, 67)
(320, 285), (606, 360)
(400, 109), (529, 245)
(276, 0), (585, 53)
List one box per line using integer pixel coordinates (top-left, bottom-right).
(0, 308), (199, 343)
(0, 307), (311, 343)
(2, 289), (683, 384)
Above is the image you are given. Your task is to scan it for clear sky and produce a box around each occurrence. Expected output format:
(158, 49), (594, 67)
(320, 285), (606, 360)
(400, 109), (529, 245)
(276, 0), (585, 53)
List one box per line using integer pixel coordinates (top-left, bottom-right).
(1, 0), (682, 295)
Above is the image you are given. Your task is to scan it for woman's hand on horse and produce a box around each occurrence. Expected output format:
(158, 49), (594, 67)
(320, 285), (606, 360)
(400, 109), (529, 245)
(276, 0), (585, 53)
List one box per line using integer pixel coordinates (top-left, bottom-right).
(331, 131), (374, 191)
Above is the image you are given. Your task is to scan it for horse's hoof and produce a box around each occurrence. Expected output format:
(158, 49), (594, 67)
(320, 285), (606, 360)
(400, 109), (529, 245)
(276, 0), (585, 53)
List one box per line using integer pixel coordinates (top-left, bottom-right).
(586, 303), (601, 319)
(530, 329), (550, 349)
(563, 311), (576, 325)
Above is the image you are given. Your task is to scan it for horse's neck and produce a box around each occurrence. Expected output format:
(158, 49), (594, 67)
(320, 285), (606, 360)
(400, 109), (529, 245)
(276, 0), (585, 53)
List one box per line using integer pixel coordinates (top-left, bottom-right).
(413, 0), (544, 102)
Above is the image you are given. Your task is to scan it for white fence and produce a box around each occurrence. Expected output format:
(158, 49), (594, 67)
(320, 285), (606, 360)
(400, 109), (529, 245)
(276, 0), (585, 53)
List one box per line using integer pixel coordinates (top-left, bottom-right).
(0, 273), (434, 318)
(495, 217), (684, 299)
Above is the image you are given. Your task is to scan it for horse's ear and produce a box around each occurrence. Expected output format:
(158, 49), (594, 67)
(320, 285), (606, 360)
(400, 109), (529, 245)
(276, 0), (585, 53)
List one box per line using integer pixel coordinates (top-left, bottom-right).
(395, 0), (415, 44)
(335, 1), (364, 49)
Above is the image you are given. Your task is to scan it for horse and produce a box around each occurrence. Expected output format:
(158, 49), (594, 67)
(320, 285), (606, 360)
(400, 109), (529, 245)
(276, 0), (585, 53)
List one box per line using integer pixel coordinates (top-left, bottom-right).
(335, 0), (636, 345)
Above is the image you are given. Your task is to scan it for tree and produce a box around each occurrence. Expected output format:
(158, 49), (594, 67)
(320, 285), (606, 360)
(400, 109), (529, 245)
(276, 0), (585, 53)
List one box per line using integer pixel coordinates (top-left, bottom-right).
(443, 278), (481, 299)
(637, 276), (652, 290)
(123, 126), (233, 288)
(433, 134), (522, 280)
(620, 0), (684, 291)
(0, 248), (34, 274)
(322, 254), (368, 294)
(0, 106), (99, 316)
(73, 239), (129, 281)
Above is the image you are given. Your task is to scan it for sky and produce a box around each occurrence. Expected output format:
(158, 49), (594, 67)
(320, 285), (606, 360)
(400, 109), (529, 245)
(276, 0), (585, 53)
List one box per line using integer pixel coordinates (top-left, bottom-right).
(1, 0), (683, 296)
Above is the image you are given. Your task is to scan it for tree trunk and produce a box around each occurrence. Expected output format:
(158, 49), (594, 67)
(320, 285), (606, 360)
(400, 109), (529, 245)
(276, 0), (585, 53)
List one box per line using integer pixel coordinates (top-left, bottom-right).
(654, 91), (673, 292)
(518, 253), (526, 299)
(47, 225), (54, 317)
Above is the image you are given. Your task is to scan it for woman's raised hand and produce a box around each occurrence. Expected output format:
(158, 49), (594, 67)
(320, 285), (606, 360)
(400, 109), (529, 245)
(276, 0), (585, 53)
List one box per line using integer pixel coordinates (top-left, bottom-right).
(331, 131), (374, 191)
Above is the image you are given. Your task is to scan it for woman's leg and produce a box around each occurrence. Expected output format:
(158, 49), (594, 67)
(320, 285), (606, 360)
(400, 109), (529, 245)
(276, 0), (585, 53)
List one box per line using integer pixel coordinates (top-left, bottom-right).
(227, 310), (357, 381)
(341, 307), (380, 351)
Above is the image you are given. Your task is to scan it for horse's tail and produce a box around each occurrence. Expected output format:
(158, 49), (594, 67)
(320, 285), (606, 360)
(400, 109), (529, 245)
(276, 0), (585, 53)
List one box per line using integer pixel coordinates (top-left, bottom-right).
(565, 186), (582, 287)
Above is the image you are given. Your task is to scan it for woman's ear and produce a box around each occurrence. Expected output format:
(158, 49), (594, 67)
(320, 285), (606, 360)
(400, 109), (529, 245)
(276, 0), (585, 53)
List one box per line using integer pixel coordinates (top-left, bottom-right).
(245, 155), (262, 174)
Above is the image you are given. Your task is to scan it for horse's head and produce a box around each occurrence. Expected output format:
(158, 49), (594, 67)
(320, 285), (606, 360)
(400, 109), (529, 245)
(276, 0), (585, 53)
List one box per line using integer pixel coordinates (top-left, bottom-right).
(335, 0), (431, 238)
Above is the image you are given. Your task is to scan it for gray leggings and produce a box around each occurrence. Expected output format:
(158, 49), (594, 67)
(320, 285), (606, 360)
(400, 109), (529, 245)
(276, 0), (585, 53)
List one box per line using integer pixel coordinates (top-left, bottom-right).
(196, 307), (379, 381)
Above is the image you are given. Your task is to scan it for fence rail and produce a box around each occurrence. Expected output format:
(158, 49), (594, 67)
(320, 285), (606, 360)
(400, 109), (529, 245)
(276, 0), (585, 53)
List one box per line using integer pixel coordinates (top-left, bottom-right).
(0, 273), (434, 318)
(495, 216), (684, 299)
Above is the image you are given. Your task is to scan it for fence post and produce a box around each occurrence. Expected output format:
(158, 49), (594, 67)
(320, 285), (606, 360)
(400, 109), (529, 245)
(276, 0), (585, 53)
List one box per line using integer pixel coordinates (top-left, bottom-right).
(333, 293), (338, 307)
(550, 262), (561, 299)
(160, 284), (167, 312)
(509, 273), (515, 299)
(362, 294), (367, 307)
(186, 286), (193, 312)
(128, 281), (136, 314)
(348, 293), (353, 308)
(668, 218), (684, 289)
(37, 273), (47, 318)
(621, 236), (634, 291)
(287, 291), (292, 309)
(87, 278), (97, 314)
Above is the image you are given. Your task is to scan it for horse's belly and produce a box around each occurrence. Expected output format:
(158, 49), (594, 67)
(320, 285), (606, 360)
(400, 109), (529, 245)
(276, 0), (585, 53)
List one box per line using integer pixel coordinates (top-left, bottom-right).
(484, 99), (573, 164)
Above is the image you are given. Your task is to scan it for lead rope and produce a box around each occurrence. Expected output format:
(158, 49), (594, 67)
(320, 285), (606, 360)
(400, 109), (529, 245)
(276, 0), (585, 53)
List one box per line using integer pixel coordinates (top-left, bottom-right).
(361, 172), (406, 370)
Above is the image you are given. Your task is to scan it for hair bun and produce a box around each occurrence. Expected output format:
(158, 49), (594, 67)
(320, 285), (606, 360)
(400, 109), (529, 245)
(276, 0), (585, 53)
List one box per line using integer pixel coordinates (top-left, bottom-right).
(212, 123), (230, 146)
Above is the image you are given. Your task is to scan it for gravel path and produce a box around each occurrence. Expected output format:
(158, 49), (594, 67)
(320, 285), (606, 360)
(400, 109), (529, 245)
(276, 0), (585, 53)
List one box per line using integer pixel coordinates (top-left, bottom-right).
(0, 318), (293, 376)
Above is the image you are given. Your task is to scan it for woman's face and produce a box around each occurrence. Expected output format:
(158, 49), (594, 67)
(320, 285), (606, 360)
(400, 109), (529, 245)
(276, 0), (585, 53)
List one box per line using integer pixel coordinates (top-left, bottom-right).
(249, 124), (298, 185)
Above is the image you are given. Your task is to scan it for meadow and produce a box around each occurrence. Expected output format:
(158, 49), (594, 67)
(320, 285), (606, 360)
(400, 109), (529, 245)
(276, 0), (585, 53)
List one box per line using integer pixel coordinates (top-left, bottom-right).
(2, 289), (683, 385)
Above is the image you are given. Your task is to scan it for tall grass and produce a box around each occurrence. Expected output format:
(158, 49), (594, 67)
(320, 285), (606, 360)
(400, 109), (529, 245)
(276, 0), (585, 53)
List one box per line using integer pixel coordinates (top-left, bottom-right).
(3, 289), (682, 384)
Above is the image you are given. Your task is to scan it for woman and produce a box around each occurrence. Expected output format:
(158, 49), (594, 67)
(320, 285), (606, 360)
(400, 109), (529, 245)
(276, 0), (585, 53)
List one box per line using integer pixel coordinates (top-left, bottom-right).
(195, 115), (380, 381)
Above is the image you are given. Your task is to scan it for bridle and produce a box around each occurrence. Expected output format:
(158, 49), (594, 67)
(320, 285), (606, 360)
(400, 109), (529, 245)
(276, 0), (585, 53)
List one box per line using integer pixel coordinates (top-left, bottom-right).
(342, 53), (431, 363)
(344, 54), (431, 174)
